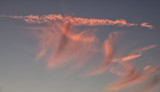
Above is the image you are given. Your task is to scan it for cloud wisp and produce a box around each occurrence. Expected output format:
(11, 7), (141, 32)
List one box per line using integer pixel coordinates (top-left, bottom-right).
(0, 14), (138, 27)
(31, 22), (98, 69)
(1, 14), (156, 30)
(86, 32), (121, 76)
(141, 22), (155, 29)
(110, 63), (160, 91)
(109, 45), (159, 91)
(113, 44), (158, 62)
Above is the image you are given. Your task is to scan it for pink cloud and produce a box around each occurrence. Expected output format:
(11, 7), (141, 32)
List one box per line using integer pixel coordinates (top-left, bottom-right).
(110, 63), (160, 91)
(29, 22), (98, 69)
(141, 22), (154, 29)
(1, 14), (137, 27)
(113, 45), (158, 62)
(86, 32), (121, 76)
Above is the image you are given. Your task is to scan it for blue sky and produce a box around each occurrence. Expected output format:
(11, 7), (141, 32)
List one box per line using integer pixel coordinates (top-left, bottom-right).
(0, 0), (160, 92)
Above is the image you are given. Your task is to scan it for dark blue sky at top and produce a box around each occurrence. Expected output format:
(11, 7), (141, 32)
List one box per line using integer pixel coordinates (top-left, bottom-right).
(1, 0), (160, 40)
(0, 0), (160, 24)
(1, 0), (160, 46)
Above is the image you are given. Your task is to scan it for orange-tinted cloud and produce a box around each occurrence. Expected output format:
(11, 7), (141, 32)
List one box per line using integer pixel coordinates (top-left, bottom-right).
(1, 14), (138, 27)
(141, 22), (155, 29)
(25, 20), (98, 69)
(2, 14), (157, 30)
(109, 45), (159, 91)
(86, 32), (121, 76)
(113, 45), (157, 62)
(29, 22), (98, 69)
(110, 63), (160, 91)
(31, 27), (56, 61)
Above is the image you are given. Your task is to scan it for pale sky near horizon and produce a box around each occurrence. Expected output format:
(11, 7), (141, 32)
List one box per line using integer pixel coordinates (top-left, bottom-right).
(0, 0), (160, 92)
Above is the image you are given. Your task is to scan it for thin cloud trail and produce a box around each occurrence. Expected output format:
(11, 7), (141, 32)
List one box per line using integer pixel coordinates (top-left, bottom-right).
(113, 44), (158, 62)
(141, 22), (155, 29)
(1, 14), (156, 29)
(0, 14), (138, 27)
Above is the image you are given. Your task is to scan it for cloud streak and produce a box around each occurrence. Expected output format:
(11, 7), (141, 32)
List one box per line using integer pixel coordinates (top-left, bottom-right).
(1, 14), (156, 30)
(141, 22), (155, 29)
(109, 45), (159, 91)
(0, 14), (138, 27)
(110, 63), (160, 91)
(113, 44), (157, 62)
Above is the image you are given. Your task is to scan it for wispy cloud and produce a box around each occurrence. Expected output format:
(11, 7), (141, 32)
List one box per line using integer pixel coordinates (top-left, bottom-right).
(1, 14), (157, 30)
(113, 44), (157, 62)
(29, 22), (98, 69)
(0, 14), (138, 27)
(47, 24), (97, 69)
(141, 22), (155, 29)
(109, 44), (159, 91)
(110, 63), (160, 91)
(86, 32), (121, 76)
(2, 14), (158, 30)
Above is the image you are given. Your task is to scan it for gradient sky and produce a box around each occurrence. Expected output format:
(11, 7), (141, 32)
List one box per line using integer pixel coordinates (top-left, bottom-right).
(0, 0), (160, 92)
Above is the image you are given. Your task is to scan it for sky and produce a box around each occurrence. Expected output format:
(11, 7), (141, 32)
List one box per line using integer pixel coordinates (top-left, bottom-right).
(0, 0), (160, 92)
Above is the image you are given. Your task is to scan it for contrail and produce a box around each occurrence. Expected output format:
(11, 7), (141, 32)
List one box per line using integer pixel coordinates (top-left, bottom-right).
(1, 14), (156, 29)
(0, 14), (139, 27)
